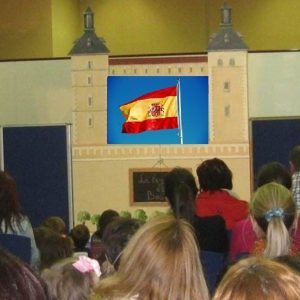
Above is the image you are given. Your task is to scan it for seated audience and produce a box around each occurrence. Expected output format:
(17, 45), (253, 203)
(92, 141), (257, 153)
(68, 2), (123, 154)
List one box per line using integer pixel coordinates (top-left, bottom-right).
(229, 161), (299, 262)
(42, 216), (66, 236)
(213, 256), (300, 300)
(0, 170), (40, 269)
(96, 215), (209, 300)
(70, 224), (91, 257)
(90, 209), (119, 261)
(41, 256), (100, 300)
(195, 158), (248, 230)
(250, 182), (297, 258)
(100, 216), (142, 277)
(0, 247), (49, 300)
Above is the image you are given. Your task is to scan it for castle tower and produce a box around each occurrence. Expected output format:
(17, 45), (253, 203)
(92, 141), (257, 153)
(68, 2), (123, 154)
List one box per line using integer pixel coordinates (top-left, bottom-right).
(69, 7), (109, 146)
(207, 3), (248, 144)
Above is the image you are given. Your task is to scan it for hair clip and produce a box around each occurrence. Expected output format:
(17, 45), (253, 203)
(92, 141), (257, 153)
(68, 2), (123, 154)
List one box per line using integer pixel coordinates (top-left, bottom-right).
(264, 207), (284, 222)
(72, 256), (101, 277)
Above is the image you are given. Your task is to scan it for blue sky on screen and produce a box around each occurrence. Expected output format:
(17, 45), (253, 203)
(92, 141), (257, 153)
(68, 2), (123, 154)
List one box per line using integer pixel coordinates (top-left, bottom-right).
(107, 76), (208, 144)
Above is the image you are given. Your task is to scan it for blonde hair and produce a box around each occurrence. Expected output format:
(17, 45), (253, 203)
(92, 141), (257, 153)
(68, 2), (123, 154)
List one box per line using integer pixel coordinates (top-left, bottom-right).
(213, 256), (300, 300)
(250, 182), (296, 258)
(96, 215), (209, 300)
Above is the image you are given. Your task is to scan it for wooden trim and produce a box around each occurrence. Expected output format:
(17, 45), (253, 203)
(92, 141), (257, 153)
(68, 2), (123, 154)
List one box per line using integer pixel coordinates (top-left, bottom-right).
(109, 55), (208, 65)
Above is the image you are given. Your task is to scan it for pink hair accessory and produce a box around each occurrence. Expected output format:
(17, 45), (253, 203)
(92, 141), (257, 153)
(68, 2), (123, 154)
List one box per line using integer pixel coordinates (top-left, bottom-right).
(72, 256), (101, 277)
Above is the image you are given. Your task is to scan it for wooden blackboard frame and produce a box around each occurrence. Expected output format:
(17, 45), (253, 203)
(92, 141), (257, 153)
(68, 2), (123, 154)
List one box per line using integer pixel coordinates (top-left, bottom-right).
(129, 168), (171, 206)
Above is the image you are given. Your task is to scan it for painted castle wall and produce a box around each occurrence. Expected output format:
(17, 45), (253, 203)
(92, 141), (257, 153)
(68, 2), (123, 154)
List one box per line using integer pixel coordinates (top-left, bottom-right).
(1, 51), (300, 226)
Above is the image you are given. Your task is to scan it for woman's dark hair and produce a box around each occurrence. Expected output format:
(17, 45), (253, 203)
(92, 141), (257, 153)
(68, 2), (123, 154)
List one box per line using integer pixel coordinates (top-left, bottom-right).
(164, 168), (198, 223)
(102, 217), (142, 270)
(196, 158), (233, 191)
(256, 161), (292, 190)
(0, 248), (49, 300)
(0, 170), (23, 233)
(92, 210), (119, 242)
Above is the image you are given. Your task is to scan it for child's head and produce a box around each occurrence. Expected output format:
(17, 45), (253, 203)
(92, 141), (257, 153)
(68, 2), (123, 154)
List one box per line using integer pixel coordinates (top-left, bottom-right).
(256, 161), (292, 190)
(164, 167), (198, 223)
(213, 256), (300, 300)
(38, 230), (74, 270)
(42, 216), (66, 235)
(102, 217), (142, 272)
(250, 182), (296, 258)
(41, 256), (101, 300)
(196, 158), (233, 191)
(97, 215), (209, 300)
(70, 224), (90, 249)
(97, 209), (119, 237)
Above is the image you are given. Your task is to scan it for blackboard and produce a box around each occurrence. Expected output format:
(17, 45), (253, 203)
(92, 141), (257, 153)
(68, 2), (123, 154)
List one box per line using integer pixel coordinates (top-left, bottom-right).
(0, 125), (73, 230)
(129, 168), (171, 206)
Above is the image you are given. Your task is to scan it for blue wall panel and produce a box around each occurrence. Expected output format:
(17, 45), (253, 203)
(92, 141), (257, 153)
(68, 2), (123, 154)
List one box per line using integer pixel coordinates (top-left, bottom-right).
(2, 125), (72, 230)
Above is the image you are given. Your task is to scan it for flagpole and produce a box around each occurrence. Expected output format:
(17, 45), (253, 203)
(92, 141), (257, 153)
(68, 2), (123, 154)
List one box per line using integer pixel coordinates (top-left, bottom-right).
(177, 79), (183, 144)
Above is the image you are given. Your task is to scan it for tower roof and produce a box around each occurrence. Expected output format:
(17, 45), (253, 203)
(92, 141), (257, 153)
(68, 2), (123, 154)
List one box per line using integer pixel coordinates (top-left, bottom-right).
(207, 3), (248, 51)
(69, 7), (109, 55)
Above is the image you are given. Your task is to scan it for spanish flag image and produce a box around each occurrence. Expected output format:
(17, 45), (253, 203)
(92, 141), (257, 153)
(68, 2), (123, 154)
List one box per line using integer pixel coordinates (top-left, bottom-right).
(119, 86), (178, 134)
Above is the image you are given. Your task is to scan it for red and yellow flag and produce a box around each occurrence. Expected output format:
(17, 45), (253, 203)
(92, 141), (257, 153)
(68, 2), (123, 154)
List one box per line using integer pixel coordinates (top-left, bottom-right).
(120, 86), (178, 133)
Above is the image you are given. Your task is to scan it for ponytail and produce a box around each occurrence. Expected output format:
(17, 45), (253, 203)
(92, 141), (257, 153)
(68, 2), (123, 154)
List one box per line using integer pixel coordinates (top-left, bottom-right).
(264, 217), (291, 258)
(173, 182), (195, 223)
(164, 168), (198, 224)
(250, 183), (296, 258)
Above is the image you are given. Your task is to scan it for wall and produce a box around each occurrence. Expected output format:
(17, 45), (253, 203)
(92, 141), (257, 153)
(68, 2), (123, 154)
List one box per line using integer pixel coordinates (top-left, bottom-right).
(1, 1), (300, 59)
(206, 0), (300, 51)
(51, 0), (81, 57)
(72, 151), (250, 224)
(78, 0), (208, 55)
(248, 51), (300, 118)
(0, 0), (53, 59)
(0, 59), (72, 125)
(1, 50), (299, 226)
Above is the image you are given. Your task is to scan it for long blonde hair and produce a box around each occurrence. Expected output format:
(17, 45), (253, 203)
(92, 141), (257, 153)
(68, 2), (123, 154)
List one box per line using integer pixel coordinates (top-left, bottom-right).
(96, 215), (209, 300)
(213, 256), (300, 300)
(250, 182), (296, 258)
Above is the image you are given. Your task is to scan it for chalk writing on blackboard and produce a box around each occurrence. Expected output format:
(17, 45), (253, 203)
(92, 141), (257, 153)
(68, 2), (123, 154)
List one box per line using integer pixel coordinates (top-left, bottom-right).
(129, 168), (171, 205)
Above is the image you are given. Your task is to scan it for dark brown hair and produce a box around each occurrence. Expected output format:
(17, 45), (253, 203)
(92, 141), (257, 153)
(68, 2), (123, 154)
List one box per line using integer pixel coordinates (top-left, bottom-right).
(256, 161), (292, 190)
(0, 170), (24, 233)
(70, 224), (90, 249)
(0, 248), (49, 300)
(39, 230), (74, 270)
(164, 167), (198, 223)
(196, 158), (233, 191)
